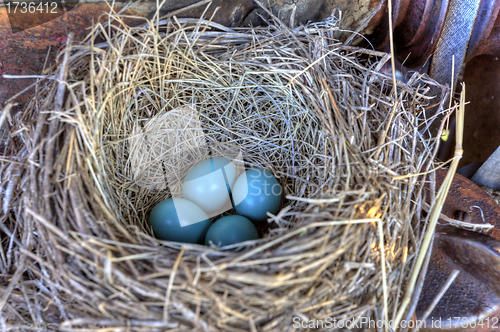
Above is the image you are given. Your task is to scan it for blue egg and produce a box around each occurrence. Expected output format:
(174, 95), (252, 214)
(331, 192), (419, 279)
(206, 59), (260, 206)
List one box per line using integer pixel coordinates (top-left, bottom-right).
(149, 198), (211, 243)
(231, 168), (282, 223)
(204, 215), (259, 247)
(183, 157), (237, 216)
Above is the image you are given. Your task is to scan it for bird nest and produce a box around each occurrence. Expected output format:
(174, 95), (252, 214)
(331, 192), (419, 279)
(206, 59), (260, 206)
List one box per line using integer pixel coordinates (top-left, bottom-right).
(0, 6), (452, 332)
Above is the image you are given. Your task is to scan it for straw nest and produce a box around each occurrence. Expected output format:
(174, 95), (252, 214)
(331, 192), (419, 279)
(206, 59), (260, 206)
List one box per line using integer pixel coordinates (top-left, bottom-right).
(1, 6), (452, 332)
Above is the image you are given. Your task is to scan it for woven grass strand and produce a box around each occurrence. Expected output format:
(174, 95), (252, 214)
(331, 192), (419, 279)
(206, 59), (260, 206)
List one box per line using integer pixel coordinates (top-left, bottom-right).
(0, 8), (451, 332)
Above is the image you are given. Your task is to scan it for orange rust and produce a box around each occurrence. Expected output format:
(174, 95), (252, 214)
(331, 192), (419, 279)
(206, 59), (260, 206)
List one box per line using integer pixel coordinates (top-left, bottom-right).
(433, 168), (500, 241)
(0, 4), (148, 105)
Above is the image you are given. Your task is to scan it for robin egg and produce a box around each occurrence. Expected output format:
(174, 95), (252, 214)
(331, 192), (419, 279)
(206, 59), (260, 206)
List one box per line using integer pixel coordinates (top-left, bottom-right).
(149, 198), (211, 244)
(182, 157), (237, 216)
(204, 215), (259, 247)
(231, 168), (282, 223)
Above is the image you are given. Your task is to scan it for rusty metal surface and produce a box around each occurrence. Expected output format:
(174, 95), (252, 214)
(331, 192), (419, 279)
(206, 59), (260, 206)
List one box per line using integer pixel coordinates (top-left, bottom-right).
(467, 1), (500, 59)
(418, 232), (500, 331)
(0, 4), (149, 107)
(364, 0), (500, 67)
(459, 54), (500, 168)
(393, 0), (449, 68)
(434, 169), (500, 240)
(417, 169), (500, 331)
(0, 0), (257, 107)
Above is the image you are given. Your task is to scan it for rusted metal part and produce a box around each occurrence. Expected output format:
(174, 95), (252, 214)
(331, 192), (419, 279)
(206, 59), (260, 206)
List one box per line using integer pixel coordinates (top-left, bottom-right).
(392, 0), (449, 68)
(417, 169), (500, 331)
(437, 53), (500, 166)
(466, 0), (500, 59)
(0, 4), (148, 106)
(6, 2), (79, 32)
(418, 232), (500, 331)
(361, 0), (500, 68)
(366, 0), (410, 49)
(433, 168), (500, 240)
(0, 1), (259, 107)
(460, 53), (500, 168)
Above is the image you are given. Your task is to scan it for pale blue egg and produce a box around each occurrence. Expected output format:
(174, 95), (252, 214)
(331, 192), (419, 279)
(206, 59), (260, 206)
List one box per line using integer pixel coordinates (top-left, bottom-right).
(149, 198), (211, 243)
(204, 215), (259, 247)
(182, 157), (237, 216)
(232, 168), (282, 223)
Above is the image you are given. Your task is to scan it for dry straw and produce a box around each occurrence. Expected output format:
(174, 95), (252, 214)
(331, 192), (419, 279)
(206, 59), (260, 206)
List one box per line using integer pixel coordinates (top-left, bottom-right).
(1, 4), (454, 331)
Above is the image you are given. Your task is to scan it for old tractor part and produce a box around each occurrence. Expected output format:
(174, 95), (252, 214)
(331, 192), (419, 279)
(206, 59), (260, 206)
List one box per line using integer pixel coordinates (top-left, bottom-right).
(418, 168), (500, 331)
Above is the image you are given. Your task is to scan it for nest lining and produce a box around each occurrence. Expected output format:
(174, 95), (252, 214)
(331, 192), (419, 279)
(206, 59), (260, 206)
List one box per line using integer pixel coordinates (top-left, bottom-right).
(0, 8), (451, 332)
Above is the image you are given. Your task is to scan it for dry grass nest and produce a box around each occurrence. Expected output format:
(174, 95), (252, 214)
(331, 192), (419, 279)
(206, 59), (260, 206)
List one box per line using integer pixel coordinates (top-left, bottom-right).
(0, 6), (453, 332)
